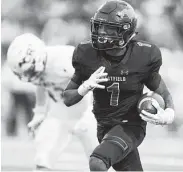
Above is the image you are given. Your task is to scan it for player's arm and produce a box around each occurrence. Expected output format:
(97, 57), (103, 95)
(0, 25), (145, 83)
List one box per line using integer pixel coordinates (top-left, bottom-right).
(63, 66), (108, 107)
(63, 80), (83, 107)
(28, 86), (49, 131)
(140, 46), (175, 125)
(154, 78), (174, 109)
(33, 86), (49, 115)
(63, 46), (108, 107)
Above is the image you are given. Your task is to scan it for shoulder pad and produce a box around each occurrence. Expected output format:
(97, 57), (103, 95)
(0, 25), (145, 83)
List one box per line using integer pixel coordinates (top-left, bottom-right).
(72, 41), (96, 67)
(76, 41), (93, 55)
(136, 41), (152, 48)
(80, 40), (92, 45)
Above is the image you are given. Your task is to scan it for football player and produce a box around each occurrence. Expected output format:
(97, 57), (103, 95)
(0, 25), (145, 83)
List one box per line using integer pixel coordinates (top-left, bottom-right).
(7, 33), (98, 171)
(63, 0), (175, 171)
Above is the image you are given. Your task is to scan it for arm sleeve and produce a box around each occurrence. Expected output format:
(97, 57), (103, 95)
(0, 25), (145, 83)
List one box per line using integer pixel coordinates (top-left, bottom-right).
(33, 86), (49, 115)
(144, 45), (162, 91)
(71, 46), (85, 85)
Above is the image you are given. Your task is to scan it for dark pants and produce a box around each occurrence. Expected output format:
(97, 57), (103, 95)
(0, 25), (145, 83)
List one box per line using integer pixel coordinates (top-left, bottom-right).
(91, 123), (146, 171)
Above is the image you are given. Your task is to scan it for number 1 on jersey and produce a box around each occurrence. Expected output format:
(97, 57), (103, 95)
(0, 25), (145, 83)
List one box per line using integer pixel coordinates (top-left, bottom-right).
(107, 82), (120, 106)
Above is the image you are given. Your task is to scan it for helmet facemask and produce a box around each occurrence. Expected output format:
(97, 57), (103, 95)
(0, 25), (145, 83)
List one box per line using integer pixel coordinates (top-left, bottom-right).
(13, 54), (47, 82)
(91, 19), (136, 50)
(9, 44), (47, 82)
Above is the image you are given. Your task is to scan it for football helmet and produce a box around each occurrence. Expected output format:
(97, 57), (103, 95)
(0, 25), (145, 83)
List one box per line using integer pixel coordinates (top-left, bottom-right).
(7, 33), (47, 82)
(91, 0), (137, 50)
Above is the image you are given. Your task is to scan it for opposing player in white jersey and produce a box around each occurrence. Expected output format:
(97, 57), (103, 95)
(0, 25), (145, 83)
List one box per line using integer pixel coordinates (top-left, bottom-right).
(7, 33), (98, 171)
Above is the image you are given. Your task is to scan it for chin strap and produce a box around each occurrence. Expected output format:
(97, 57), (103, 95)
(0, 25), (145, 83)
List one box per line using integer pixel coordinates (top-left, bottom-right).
(117, 32), (137, 49)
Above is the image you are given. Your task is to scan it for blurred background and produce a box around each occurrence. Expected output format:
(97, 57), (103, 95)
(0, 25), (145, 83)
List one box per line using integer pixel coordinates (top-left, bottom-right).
(1, 0), (183, 171)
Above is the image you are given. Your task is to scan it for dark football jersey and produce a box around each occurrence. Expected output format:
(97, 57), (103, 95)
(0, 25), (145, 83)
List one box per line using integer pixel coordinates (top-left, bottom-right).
(71, 40), (162, 125)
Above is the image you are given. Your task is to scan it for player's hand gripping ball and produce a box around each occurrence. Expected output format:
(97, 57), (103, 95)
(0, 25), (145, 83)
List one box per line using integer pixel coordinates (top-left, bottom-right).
(138, 92), (175, 125)
(137, 92), (165, 114)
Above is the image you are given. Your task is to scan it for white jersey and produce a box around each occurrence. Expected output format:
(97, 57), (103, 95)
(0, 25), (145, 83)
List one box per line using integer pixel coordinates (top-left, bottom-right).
(31, 45), (91, 121)
(33, 45), (75, 102)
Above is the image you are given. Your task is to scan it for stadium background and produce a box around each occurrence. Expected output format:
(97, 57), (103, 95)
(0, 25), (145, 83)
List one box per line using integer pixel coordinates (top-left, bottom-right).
(1, 0), (183, 171)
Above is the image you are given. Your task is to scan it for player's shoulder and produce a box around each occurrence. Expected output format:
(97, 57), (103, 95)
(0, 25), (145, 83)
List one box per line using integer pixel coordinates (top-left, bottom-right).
(132, 39), (158, 50)
(77, 40), (93, 51)
(46, 45), (74, 64)
(132, 39), (161, 60)
(73, 40), (96, 63)
(44, 45), (74, 74)
(46, 45), (75, 58)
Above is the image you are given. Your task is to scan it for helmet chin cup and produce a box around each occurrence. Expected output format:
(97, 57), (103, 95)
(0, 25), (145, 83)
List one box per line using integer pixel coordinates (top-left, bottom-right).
(119, 40), (124, 46)
(98, 36), (108, 43)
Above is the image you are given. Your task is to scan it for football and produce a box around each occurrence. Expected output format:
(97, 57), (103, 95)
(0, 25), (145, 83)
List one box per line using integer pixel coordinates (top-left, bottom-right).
(137, 92), (165, 114)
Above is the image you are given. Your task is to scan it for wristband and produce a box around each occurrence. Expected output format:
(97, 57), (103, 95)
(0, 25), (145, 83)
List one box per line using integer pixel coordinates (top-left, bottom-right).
(78, 83), (90, 96)
(164, 108), (175, 124)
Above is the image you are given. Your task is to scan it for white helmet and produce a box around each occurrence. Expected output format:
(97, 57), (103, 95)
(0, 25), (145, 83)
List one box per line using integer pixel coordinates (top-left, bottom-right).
(7, 33), (47, 82)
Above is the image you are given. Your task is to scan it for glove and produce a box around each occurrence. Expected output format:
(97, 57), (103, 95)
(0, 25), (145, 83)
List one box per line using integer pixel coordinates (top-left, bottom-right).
(78, 66), (108, 96)
(140, 100), (175, 125)
(28, 113), (45, 137)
